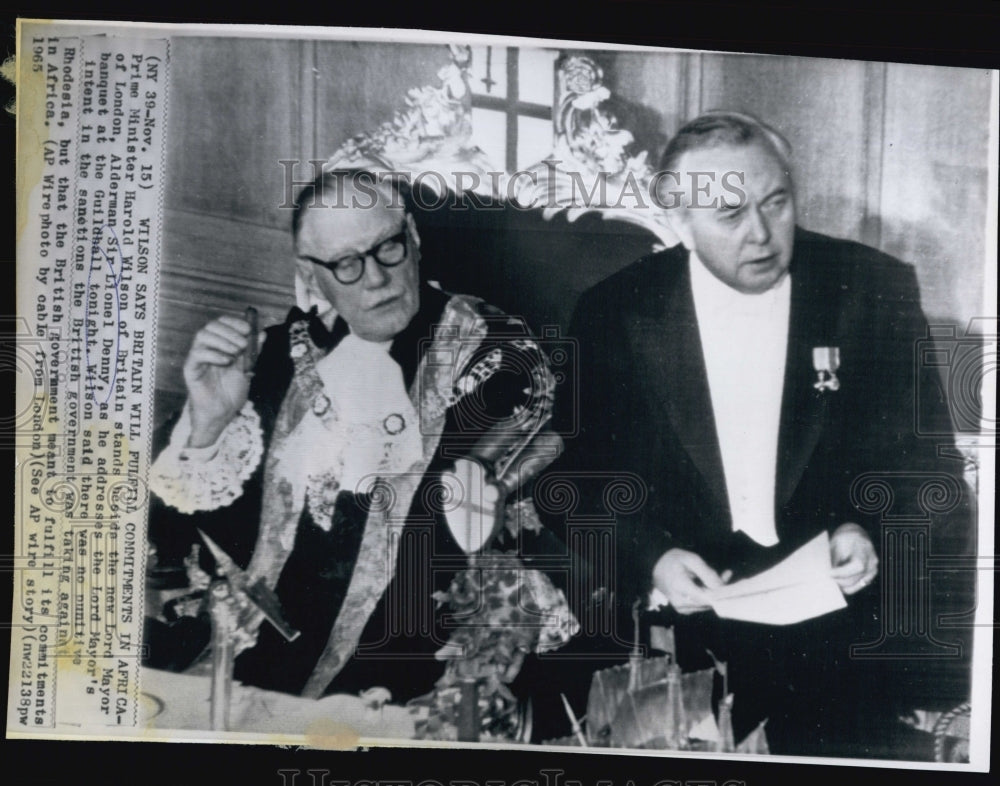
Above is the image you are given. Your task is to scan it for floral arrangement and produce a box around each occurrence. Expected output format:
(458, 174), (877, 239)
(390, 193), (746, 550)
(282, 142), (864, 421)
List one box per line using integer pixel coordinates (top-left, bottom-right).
(409, 550), (578, 741)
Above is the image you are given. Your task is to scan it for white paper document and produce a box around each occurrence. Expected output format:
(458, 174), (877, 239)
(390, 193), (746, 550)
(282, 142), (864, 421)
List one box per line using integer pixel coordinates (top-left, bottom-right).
(708, 532), (847, 625)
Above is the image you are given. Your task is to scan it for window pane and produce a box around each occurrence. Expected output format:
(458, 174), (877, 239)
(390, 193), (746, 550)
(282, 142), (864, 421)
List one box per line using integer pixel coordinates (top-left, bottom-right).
(518, 48), (558, 106)
(469, 46), (507, 98)
(517, 116), (554, 171)
(471, 107), (507, 171)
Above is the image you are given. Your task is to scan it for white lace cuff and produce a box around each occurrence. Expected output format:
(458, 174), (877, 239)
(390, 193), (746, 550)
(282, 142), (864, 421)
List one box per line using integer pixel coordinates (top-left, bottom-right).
(149, 401), (264, 514)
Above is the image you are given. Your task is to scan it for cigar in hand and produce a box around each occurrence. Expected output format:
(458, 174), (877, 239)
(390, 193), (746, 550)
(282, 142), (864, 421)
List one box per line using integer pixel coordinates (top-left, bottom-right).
(244, 306), (259, 375)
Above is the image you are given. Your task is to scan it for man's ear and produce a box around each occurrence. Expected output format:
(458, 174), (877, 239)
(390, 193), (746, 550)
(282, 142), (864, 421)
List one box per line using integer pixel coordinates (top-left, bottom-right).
(406, 213), (421, 248)
(294, 257), (314, 282)
(664, 208), (694, 251)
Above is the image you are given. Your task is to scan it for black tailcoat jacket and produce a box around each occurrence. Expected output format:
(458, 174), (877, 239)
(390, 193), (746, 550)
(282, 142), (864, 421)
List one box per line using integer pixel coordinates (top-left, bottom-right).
(547, 228), (974, 755)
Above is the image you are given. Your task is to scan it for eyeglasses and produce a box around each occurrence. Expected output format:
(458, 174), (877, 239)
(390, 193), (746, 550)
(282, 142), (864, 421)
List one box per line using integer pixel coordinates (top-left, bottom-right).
(302, 227), (409, 285)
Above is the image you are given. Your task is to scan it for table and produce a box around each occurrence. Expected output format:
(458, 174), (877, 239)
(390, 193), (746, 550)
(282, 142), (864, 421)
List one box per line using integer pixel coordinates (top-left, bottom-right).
(139, 667), (420, 741)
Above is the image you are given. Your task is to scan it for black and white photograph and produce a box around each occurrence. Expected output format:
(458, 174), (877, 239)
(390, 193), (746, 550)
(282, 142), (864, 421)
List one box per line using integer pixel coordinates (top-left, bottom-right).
(8, 15), (995, 774)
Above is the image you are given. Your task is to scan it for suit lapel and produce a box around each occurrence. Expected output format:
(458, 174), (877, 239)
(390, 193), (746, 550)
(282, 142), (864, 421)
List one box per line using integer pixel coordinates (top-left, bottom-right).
(626, 253), (731, 520)
(775, 233), (841, 518)
(625, 235), (842, 535)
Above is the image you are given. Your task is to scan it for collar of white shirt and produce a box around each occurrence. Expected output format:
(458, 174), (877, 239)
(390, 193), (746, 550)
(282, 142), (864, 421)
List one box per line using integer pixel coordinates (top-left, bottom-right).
(688, 250), (791, 317)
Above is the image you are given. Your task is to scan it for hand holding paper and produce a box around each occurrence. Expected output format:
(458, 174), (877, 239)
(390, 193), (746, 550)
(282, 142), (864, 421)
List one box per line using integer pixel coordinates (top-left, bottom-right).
(829, 522), (880, 595)
(651, 548), (729, 614)
(707, 531), (850, 625)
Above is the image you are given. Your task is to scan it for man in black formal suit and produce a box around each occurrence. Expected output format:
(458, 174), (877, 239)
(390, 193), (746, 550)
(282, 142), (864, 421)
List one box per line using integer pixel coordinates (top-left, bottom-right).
(554, 112), (973, 757)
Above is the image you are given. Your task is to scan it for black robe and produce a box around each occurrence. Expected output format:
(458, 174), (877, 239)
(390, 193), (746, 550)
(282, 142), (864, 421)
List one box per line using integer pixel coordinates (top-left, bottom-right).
(146, 285), (563, 702)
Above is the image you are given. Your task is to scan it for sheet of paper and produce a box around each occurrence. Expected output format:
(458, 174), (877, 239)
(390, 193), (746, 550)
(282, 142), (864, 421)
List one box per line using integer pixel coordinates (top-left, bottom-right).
(708, 532), (847, 625)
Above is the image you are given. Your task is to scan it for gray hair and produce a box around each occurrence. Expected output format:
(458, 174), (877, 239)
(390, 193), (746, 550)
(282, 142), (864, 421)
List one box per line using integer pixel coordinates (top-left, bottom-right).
(291, 167), (415, 238)
(658, 110), (793, 174)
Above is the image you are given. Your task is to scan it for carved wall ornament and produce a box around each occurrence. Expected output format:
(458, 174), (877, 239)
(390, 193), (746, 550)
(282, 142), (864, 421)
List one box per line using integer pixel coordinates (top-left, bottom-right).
(511, 54), (679, 247)
(325, 47), (678, 247)
(326, 44), (497, 197)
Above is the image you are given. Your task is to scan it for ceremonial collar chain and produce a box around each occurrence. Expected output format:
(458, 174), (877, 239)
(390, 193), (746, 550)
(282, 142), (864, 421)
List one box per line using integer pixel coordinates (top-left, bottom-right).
(288, 319), (414, 530)
(288, 319), (408, 436)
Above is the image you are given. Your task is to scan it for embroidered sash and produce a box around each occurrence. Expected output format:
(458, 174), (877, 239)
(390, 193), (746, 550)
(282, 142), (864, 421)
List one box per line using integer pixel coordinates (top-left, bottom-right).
(244, 295), (490, 698)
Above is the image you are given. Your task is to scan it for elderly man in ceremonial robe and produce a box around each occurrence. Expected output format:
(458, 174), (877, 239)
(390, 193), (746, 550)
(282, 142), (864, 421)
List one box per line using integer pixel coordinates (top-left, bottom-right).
(146, 169), (577, 734)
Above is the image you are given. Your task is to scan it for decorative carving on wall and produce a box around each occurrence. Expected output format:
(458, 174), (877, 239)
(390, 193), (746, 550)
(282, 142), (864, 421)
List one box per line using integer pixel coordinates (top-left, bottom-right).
(326, 44), (496, 195)
(511, 54), (678, 247)
(326, 46), (678, 248)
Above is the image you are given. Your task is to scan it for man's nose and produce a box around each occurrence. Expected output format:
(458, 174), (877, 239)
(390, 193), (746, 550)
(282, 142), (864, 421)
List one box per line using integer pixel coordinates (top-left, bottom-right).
(746, 206), (771, 245)
(361, 254), (390, 288)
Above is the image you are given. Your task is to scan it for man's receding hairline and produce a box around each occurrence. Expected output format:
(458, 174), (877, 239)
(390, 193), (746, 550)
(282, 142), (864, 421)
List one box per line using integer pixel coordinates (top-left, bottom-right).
(292, 168), (411, 238)
(674, 134), (792, 172)
(659, 111), (793, 175)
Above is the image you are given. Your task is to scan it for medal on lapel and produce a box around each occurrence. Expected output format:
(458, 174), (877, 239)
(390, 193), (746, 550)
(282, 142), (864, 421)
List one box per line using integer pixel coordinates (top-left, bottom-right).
(812, 346), (841, 391)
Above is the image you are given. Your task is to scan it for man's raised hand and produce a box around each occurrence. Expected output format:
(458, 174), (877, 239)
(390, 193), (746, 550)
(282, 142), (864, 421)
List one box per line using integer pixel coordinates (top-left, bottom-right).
(183, 315), (259, 448)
